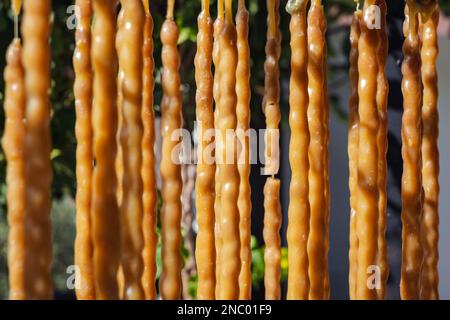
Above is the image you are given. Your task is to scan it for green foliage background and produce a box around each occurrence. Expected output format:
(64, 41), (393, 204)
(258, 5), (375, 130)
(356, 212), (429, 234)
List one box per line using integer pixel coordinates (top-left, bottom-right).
(0, 0), (448, 299)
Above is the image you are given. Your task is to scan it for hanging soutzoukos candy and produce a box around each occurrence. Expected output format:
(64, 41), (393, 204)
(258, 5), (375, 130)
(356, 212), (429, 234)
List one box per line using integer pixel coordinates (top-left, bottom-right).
(217, 0), (241, 300)
(141, 0), (158, 300)
(286, 0), (310, 300)
(73, 0), (96, 300)
(355, 0), (380, 300)
(213, 0), (224, 297)
(3, 38), (26, 300)
(321, 4), (331, 300)
(91, 0), (121, 299)
(263, 0), (282, 301)
(349, 0), (390, 300)
(375, 0), (389, 300)
(194, 0), (216, 300)
(115, 4), (125, 299)
(306, 0), (329, 300)
(400, 1), (423, 300)
(21, 0), (53, 299)
(3, 0), (25, 301)
(418, 0), (440, 301)
(159, 0), (183, 300)
(116, 4), (124, 224)
(116, 0), (146, 300)
(263, 178), (282, 300)
(235, 0), (252, 300)
(348, 7), (361, 301)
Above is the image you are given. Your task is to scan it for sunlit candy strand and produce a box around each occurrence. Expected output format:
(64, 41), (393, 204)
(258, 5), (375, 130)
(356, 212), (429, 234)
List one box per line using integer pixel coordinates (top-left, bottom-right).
(117, 0), (146, 300)
(159, 12), (183, 300)
(235, 0), (252, 300)
(263, 178), (282, 300)
(22, 0), (53, 299)
(213, 0), (224, 297)
(262, 0), (282, 301)
(306, 1), (328, 300)
(141, 0), (158, 300)
(74, 0), (96, 300)
(400, 4), (423, 300)
(194, 1), (216, 300)
(286, 0), (310, 300)
(374, 0), (389, 300)
(3, 39), (26, 300)
(91, 0), (121, 299)
(419, 6), (440, 301)
(347, 9), (361, 301)
(217, 2), (241, 299)
(354, 1), (380, 300)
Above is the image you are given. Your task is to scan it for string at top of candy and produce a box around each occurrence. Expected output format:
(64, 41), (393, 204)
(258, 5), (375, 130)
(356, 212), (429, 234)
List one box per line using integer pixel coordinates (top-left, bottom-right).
(267, 0), (277, 38)
(167, 0), (175, 19)
(225, 0), (233, 23)
(416, 0), (437, 6)
(285, 0), (307, 15)
(415, 0), (439, 22)
(238, 0), (246, 10)
(364, 0), (376, 6)
(12, 0), (21, 39)
(202, 0), (210, 15)
(12, 0), (21, 16)
(406, 0), (419, 39)
(218, 0), (224, 19)
(143, 0), (150, 15)
(405, 0), (438, 35)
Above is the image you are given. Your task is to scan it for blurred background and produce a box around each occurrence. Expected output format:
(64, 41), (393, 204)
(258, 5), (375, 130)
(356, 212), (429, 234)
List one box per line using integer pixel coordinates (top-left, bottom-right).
(0, 0), (449, 299)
